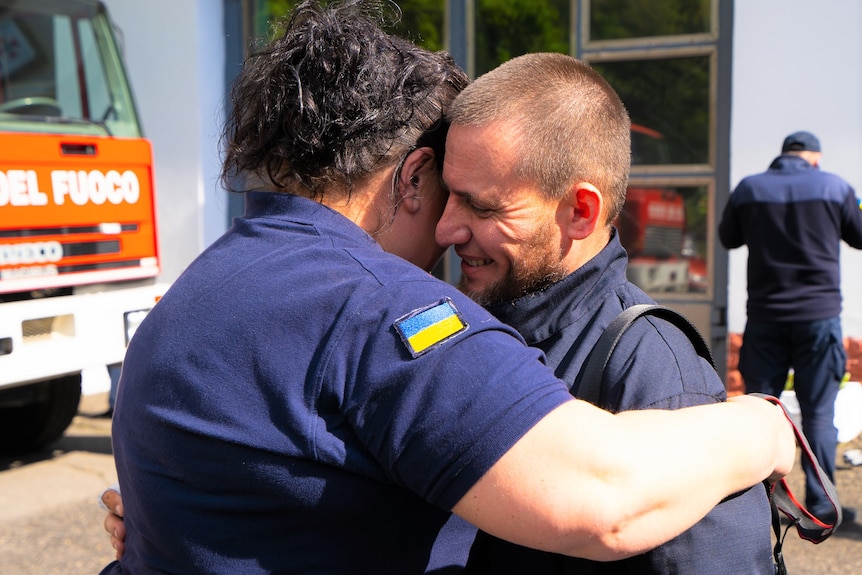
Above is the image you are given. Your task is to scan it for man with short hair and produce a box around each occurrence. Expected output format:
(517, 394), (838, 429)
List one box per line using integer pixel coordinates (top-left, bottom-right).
(720, 130), (862, 524)
(436, 52), (776, 574)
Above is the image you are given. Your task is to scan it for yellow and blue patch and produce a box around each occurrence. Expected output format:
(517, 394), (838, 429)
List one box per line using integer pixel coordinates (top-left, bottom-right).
(394, 298), (469, 358)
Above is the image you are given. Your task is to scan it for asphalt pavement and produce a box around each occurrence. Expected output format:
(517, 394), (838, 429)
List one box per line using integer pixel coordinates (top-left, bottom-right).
(0, 395), (860, 574)
(772, 432), (862, 573)
(0, 410), (117, 575)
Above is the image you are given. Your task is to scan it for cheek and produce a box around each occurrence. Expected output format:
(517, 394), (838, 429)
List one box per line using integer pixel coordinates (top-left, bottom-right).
(424, 207), (443, 240)
(480, 227), (514, 263)
(432, 202), (447, 243)
(420, 231), (447, 273)
(423, 210), (447, 263)
(432, 193), (448, 221)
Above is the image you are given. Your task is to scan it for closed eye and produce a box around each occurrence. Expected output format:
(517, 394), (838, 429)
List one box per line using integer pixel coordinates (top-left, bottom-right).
(457, 192), (497, 217)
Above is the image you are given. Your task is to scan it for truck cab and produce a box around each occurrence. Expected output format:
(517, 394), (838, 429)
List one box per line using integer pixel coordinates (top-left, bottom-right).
(0, 0), (163, 452)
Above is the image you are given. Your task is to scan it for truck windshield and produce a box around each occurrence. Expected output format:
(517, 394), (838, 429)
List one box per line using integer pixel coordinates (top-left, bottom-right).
(0, 0), (141, 137)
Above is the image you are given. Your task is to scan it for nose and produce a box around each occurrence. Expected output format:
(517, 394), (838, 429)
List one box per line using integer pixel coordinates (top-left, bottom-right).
(435, 195), (470, 248)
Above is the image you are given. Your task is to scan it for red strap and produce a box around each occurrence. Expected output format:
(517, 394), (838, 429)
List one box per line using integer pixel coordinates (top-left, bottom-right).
(752, 393), (842, 543)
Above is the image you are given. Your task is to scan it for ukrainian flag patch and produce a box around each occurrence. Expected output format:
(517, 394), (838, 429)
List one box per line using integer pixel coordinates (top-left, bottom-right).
(394, 298), (469, 358)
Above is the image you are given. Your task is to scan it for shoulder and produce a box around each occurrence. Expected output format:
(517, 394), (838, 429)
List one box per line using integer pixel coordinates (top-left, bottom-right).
(816, 170), (856, 196)
(328, 266), (547, 392)
(728, 175), (761, 205)
(600, 309), (724, 410)
(613, 310), (702, 361)
(350, 264), (522, 346)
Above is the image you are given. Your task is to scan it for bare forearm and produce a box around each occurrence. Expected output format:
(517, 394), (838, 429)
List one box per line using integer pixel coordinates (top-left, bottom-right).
(578, 395), (791, 556)
(453, 395), (794, 560)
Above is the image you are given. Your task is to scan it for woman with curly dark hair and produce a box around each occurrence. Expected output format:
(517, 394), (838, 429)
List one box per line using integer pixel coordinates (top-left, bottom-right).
(105, 2), (481, 573)
(219, 0), (465, 271)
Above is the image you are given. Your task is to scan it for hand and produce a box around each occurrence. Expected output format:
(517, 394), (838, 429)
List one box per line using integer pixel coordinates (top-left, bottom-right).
(102, 488), (126, 560)
(728, 394), (796, 482)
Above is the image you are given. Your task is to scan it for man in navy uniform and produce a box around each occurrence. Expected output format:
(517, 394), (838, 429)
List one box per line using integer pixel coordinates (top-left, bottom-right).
(720, 130), (862, 524)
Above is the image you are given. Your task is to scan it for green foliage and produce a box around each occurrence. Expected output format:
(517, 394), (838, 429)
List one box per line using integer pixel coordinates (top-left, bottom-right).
(474, 0), (569, 75)
(257, 0), (296, 40)
(256, 0), (445, 51)
(590, 0), (710, 40)
(391, 0), (445, 51)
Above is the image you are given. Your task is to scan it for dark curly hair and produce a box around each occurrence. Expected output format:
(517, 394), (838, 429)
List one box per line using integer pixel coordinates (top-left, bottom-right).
(220, 0), (468, 200)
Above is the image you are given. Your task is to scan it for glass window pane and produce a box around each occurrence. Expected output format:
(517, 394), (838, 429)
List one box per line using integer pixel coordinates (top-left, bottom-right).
(390, 0), (446, 51)
(589, 0), (710, 41)
(474, 0), (570, 75)
(592, 56), (710, 165)
(618, 184), (709, 294)
(0, 13), (65, 110)
(254, 1), (445, 51)
(78, 21), (110, 121)
(0, 3), (139, 137)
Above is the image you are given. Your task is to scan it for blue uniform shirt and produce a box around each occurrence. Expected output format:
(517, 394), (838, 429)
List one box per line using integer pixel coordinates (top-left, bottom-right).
(105, 192), (571, 574)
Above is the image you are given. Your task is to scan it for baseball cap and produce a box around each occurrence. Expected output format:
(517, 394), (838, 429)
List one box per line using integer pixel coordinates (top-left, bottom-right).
(782, 131), (821, 153)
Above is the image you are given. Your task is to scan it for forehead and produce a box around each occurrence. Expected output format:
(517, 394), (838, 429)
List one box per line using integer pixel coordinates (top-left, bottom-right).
(442, 123), (554, 217)
(443, 122), (518, 191)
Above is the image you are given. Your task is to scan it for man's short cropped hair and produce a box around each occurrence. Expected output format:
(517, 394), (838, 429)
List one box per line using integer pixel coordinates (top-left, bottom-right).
(446, 53), (631, 225)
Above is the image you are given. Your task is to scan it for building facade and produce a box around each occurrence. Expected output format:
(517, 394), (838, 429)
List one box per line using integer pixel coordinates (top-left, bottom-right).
(102, 0), (862, 382)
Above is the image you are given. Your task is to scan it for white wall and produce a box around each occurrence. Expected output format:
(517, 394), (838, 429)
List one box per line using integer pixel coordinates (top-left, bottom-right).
(730, 0), (862, 337)
(102, 0), (227, 283)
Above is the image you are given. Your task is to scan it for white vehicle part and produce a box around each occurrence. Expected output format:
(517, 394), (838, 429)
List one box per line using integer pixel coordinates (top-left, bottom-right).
(0, 283), (167, 392)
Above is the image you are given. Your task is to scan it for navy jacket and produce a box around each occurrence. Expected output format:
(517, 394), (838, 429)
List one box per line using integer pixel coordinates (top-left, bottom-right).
(719, 154), (862, 322)
(467, 230), (774, 575)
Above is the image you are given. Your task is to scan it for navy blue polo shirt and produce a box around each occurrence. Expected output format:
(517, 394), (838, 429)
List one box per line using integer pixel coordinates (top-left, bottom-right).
(107, 192), (571, 574)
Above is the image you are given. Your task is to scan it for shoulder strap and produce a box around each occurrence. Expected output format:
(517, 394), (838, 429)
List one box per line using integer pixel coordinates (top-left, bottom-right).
(750, 393), (842, 543)
(576, 304), (714, 410)
(573, 304), (839, 572)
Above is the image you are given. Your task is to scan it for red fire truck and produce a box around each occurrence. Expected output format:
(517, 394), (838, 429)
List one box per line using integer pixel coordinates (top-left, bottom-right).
(0, 0), (164, 451)
(618, 185), (690, 292)
(618, 124), (705, 293)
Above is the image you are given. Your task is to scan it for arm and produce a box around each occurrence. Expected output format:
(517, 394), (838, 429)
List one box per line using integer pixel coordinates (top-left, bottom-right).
(100, 386), (790, 563)
(840, 185), (862, 248)
(718, 191), (743, 249)
(452, 395), (794, 561)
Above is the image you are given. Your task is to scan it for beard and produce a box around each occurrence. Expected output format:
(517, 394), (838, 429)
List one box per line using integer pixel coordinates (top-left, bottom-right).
(459, 221), (568, 307)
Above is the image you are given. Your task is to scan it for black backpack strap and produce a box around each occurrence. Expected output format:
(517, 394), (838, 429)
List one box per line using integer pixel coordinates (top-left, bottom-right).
(576, 304), (714, 410)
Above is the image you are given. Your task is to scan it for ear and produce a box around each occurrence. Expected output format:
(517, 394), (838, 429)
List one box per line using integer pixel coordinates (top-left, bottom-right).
(561, 182), (603, 241)
(396, 147), (436, 214)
